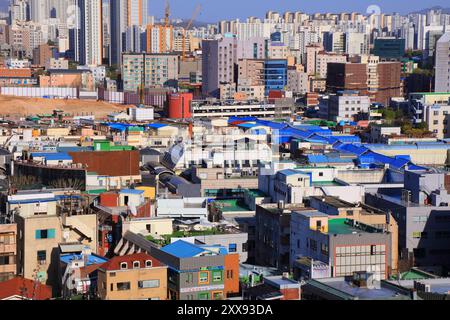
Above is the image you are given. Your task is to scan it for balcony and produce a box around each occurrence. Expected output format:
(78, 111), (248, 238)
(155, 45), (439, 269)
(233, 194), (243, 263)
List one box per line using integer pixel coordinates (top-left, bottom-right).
(0, 264), (16, 274)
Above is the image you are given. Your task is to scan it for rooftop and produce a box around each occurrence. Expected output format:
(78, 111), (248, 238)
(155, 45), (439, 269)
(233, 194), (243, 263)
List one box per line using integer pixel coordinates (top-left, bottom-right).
(327, 219), (384, 235)
(161, 240), (226, 258)
(60, 253), (108, 266)
(0, 277), (52, 300)
(307, 278), (411, 300)
(99, 253), (164, 271)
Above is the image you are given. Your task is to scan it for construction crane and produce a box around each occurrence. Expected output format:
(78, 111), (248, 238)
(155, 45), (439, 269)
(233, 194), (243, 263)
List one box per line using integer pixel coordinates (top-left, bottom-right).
(161, 0), (171, 53)
(182, 5), (202, 62)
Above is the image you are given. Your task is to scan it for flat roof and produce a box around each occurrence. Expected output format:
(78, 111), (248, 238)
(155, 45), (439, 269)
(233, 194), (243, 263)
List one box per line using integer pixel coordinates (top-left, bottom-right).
(313, 278), (411, 300)
(60, 253), (108, 266)
(328, 219), (383, 235)
(213, 199), (251, 212)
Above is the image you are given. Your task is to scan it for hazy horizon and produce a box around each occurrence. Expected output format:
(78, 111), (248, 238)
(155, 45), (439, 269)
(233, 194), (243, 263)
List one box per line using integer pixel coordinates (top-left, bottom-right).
(2, 0), (450, 22)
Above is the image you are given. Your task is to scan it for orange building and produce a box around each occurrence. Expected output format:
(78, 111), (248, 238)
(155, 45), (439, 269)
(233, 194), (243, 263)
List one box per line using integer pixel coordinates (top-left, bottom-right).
(146, 25), (174, 53)
(97, 253), (168, 300)
(224, 254), (240, 296)
(0, 68), (32, 78)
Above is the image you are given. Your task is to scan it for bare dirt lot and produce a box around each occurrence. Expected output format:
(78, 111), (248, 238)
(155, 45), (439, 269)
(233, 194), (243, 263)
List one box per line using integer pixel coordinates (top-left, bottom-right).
(0, 95), (131, 119)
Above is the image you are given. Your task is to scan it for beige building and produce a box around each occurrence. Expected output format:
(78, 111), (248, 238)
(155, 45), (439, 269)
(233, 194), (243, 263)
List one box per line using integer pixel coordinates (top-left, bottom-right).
(0, 223), (17, 282)
(309, 196), (399, 273)
(9, 192), (97, 295)
(237, 59), (265, 86)
(236, 85), (265, 101)
(287, 70), (309, 94)
(315, 52), (347, 79)
(424, 104), (450, 140)
(97, 253), (168, 300)
(122, 218), (173, 237)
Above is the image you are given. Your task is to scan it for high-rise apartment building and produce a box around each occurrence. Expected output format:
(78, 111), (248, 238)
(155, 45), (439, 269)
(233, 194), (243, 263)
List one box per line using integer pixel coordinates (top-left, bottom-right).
(76, 0), (103, 66)
(110, 0), (149, 66)
(146, 25), (173, 53)
(435, 33), (450, 93)
(202, 35), (238, 98)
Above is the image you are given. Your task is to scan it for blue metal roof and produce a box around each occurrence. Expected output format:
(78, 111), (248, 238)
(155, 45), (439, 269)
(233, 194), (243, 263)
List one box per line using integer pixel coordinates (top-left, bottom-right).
(60, 253), (108, 266)
(31, 152), (72, 161)
(278, 169), (304, 176)
(229, 116), (258, 124)
(147, 123), (168, 129)
(161, 240), (212, 258)
(236, 122), (258, 129)
(336, 144), (369, 156)
(242, 118), (433, 173)
(9, 198), (56, 205)
(120, 189), (144, 195)
(307, 154), (354, 164)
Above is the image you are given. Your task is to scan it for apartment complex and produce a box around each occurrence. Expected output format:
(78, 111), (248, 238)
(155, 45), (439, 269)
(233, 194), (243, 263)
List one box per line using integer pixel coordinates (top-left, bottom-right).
(122, 53), (179, 92)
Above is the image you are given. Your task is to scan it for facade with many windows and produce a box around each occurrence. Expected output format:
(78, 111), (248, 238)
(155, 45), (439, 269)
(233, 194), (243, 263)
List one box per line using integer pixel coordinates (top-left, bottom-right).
(122, 53), (179, 92)
(97, 253), (168, 300)
(290, 211), (392, 280)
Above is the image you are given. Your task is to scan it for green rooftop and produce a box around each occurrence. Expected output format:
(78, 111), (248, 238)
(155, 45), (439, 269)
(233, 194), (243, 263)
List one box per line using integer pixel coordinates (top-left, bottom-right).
(312, 181), (342, 187)
(84, 189), (107, 195)
(213, 199), (251, 212)
(390, 269), (436, 281)
(327, 219), (383, 235)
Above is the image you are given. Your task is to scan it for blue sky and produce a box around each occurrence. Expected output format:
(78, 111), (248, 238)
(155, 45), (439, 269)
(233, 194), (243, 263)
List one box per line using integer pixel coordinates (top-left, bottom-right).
(148, 0), (449, 21)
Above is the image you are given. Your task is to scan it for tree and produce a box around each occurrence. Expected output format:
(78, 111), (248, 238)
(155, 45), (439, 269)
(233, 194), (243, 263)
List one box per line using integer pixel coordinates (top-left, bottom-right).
(106, 65), (119, 80)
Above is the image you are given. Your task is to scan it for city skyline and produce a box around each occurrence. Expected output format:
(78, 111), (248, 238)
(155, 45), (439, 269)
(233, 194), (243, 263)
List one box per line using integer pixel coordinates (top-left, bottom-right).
(146, 0), (450, 22)
(3, 1), (450, 22)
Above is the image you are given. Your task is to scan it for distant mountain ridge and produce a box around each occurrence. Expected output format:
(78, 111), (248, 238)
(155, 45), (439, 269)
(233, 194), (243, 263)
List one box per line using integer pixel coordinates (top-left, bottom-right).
(410, 6), (450, 14)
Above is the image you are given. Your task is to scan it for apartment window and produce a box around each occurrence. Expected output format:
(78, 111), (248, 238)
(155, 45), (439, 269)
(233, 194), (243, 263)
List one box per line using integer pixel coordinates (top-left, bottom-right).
(138, 280), (160, 289)
(199, 271), (209, 284)
(109, 272), (116, 277)
(316, 220), (322, 229)
(145, 260), (152, 268)
(37, 250), (46, 263)
(346, 210), (354, 216)
(227, 270), (234, 279)
(120, 262), (128, 270)
(186, 273), (194, 283)
(370, 245), (376, 255)
(319, 172), (324, 177)
(110, 283), (114, 291)
(213, 292), (223, 300)
(35, 229), (55, 240)
(133, 261), (140, 269)
(117, 282), (131, 291)
(198, 292), (210, 300)
(434, 111), (439, 116)
(212, 271), (223, 282)
(229, 243), (237, 253)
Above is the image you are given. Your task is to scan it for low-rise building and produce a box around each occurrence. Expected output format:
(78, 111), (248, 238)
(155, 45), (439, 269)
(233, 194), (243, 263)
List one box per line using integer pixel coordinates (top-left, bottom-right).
(0, 223), (17, 282)
(301, 272), (414, 300)
(97, 253), (168, 300)
(290, 211), (393, 280)
(150, 240), (240, 300)
(243, 275), (301, 300)
(255, 202), (306, 271)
